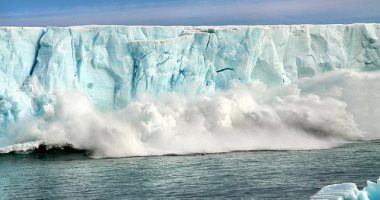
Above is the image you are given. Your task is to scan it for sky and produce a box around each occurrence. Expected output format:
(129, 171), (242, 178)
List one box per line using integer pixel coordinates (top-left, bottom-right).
(0, 0), (380, 26)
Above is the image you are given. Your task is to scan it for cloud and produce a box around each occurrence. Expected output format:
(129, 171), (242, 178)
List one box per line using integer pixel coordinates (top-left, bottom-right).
(0, 0), (379, 26)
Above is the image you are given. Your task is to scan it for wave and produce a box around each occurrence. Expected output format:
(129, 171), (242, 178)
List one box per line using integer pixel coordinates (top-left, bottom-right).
(0, 141), (42, 154)
(1, 70), (380, 158)
(0, 142), (89, 159)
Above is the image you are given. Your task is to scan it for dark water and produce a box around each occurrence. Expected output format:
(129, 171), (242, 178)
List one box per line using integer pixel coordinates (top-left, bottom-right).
(0, 141), (379, 199)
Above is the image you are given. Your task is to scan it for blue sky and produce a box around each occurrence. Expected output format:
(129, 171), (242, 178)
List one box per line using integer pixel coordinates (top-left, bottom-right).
(0, 0), (380, 26)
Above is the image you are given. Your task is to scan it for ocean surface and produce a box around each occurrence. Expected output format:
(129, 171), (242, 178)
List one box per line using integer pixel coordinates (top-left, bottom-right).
(0, 140), (379, 199)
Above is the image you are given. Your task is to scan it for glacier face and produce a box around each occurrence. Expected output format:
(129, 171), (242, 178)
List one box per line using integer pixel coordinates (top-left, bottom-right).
(1, 25), (380, 107)
(0, 24), (380, 154)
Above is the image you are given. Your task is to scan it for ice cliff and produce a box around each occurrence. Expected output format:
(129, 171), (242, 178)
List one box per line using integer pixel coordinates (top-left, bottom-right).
(0, 24), (380, 143)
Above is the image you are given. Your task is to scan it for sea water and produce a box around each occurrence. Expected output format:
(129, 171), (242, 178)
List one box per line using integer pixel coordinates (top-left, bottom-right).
(0, 140), (379, 199)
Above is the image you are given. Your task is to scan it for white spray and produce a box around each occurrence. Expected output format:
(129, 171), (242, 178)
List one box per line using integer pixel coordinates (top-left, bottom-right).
(3, 70), (380, 158)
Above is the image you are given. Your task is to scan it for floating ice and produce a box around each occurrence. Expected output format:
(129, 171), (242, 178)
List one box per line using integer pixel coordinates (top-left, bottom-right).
(311, 178), (380, 200)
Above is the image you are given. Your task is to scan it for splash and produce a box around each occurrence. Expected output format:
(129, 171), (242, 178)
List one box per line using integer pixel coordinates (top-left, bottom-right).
(1, 70), (378, 158)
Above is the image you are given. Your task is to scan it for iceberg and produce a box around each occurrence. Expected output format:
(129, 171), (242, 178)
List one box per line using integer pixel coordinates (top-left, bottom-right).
(311, 178), (380, 200)
(0, 24), (380, 157)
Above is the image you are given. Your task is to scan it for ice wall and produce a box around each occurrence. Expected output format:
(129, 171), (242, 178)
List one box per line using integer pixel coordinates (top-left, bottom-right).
(1, 24), (380, 129)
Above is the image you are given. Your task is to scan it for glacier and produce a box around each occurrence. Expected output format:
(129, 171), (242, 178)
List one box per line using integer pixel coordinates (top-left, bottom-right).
(1, 24), (380, 157)
(312, 178), (380, 200)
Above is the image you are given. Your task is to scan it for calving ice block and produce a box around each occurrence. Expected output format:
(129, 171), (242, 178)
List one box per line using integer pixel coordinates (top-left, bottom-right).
(0, 24), (380, 157)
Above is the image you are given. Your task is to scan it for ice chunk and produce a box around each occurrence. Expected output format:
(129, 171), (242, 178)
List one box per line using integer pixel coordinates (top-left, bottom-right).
(312, 178), (380, 200)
